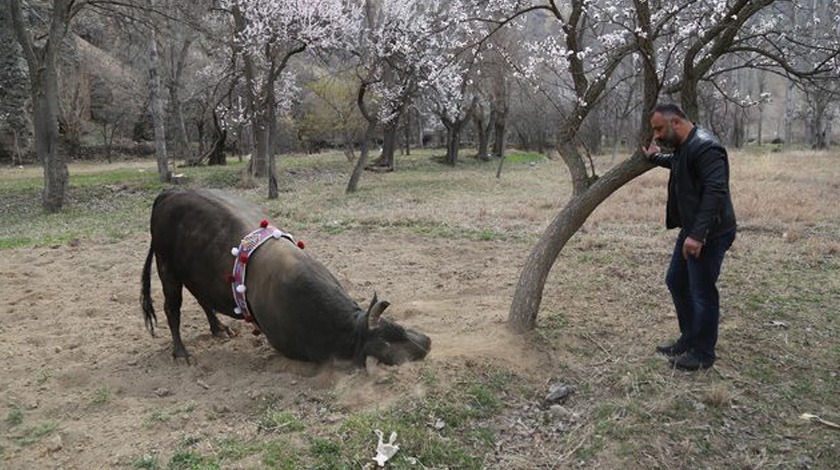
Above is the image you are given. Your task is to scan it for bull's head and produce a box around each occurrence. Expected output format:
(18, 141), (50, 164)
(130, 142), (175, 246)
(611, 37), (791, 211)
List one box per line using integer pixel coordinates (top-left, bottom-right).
(363, 293), (431, 366)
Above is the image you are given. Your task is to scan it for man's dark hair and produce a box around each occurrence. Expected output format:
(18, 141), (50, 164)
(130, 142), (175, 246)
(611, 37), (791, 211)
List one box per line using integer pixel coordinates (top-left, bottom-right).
(651, 103), (687, 120)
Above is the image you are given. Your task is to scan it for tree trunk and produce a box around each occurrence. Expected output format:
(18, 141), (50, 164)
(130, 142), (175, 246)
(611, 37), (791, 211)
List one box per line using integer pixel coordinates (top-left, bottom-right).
(207, 111), (226, 165)
(10, 0), (72, 212)
(169, 84), (189, 158)
(167, 39), (192, 158)
(474, 111), (490, 161)
(267, 87), (279, 199)
(491, 107), (507, 159)
(347, 121), (376, 193)
(444, 121), (461, 165)
(34, 63), (69, 211)
(373, 118), (399, 170)
(402, 109), (411, 155)
(148, 29), (170, 183)
(250, 108), (270, 178)
(347, 82), (375, 193)
(507, 155), (653, 331)
(342, 134), (356, 162)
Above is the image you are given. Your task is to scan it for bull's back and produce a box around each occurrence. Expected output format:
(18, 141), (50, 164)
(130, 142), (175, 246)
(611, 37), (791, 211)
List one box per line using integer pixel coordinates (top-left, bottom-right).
(150, 189), (266, 313)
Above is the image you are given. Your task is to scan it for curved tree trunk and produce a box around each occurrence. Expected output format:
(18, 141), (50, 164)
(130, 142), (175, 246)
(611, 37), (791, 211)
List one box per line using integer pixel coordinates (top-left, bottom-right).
(347, 121), (376, 193)
(507, 155), (653, 332)
(347, 82), (375, 193)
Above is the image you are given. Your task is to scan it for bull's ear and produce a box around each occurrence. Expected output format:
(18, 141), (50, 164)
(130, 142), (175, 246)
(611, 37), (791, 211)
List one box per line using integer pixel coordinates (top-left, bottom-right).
(366, 296), (390, 330)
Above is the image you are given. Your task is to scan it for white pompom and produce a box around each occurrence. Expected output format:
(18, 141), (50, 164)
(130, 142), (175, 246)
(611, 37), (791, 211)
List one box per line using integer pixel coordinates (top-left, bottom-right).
(273, 229), (282, 239)
(231, 247), (240, 256)
(236, 284), (247, 293)
(234, 307), (241, 315)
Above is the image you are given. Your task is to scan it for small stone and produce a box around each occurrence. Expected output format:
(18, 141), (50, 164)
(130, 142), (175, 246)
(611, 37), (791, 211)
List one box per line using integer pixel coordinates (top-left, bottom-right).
(153, 387), (172, 398)
(545, 384), (575, 404)
(47, 434), (63, 452)
(549, 404), (573, 417)
(54, 346), (62, 353)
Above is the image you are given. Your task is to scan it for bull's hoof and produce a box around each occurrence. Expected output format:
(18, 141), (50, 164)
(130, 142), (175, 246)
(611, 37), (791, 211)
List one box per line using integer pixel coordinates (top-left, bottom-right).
(210, 322), (237, 339)
(211, 323), (236, 338)
(172, 347), (192, 365)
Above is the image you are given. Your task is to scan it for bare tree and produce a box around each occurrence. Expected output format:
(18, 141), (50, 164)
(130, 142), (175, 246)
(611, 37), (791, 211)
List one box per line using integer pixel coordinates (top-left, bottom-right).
(9, 0), (79, 212)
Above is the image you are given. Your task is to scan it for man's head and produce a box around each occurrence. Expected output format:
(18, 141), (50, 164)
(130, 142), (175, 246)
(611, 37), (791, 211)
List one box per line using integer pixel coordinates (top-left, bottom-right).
(650, 104), (693, 148)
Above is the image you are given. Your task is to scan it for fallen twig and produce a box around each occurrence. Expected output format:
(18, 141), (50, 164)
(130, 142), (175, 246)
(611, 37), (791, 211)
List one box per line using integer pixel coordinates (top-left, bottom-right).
(800, 413), (840, 431)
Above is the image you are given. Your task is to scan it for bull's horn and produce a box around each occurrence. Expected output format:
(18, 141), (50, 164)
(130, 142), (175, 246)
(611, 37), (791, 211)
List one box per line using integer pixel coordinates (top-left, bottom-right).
(367, 292), (379, 314)
(367, 294), (390, 329)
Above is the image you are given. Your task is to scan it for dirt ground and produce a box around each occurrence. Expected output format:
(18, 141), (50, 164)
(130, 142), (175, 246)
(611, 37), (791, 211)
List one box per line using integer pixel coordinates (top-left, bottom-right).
(0, 229), (547, 468)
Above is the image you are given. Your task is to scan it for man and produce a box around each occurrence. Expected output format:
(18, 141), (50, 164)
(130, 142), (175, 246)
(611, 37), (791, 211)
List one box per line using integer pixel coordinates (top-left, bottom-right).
(642, 104), (737, 371)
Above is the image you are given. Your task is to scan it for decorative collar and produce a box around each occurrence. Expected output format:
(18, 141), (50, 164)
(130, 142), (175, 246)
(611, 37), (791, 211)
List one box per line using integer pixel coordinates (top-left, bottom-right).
(228, 219), (305, 332)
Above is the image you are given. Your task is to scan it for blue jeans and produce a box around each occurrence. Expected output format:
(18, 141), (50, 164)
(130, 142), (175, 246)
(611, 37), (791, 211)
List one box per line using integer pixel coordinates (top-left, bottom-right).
(666, 228), (736, 362)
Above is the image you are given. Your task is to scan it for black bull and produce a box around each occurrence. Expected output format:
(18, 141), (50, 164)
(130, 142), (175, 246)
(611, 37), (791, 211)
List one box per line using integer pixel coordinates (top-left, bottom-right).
(141, 189), (431, 366)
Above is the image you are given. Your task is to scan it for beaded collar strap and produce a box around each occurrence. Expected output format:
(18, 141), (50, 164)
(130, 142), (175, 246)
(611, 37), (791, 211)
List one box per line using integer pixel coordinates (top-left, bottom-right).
(229, 219), (304, 326)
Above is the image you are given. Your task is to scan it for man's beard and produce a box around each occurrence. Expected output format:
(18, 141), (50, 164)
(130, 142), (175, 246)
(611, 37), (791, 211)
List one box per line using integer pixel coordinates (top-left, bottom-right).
(658, 131), (680, 149)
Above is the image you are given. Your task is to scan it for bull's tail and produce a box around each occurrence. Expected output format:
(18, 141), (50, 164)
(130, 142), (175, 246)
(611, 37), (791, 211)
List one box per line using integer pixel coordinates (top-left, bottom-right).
(141, 245), (157, 337)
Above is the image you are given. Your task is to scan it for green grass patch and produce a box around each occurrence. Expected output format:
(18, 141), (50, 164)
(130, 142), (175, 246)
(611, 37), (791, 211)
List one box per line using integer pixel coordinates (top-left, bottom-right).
(132, 454), (160, 469)
(168, 449), (220, 470)
(5, 405), (24, 427)
(260, 439), (301, 469)
(257, 410), (305, 434)
(35, 369), (52, 385)
(90, 386), (109, 405)
(11, 421), (58, 446)
(144, 403), (198, 427)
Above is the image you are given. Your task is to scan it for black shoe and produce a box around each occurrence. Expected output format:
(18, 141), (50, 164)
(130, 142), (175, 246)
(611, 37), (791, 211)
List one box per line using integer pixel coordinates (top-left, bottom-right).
(669, 351), (714, 371)
(656, 340), (688, 357)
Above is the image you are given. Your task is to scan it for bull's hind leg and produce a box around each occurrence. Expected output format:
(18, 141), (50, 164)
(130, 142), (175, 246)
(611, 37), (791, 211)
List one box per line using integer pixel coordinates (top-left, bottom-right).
(157, 265), (191, 361)
(198, 302), (236, 338)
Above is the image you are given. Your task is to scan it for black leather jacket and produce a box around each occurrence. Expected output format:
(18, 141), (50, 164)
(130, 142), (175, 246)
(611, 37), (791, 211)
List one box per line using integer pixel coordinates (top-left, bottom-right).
(649, 126), (737, 242)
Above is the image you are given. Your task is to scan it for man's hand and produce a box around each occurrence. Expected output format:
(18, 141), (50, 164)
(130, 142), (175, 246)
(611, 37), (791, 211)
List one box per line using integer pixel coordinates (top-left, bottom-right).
(682, 236), (704, 260)
(641, 138), (660, 158)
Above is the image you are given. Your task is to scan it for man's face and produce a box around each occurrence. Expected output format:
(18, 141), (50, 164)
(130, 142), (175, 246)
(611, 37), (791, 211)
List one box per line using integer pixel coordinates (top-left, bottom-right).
(650, 112), (681, 148)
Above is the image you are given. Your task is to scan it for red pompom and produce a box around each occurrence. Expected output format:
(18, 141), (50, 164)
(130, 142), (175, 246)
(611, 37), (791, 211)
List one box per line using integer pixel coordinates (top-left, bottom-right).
(239, 253), (249, 263)
(260, 219), (269, 228)
(297, 240), (306, 249)
(226, 274), (235, 283)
